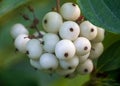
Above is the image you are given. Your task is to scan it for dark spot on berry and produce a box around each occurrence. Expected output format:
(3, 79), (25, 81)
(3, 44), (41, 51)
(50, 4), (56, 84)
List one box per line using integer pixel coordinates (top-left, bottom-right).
(91, 28), (94, 32)
(69, 28), (74, 32)
(44, 19), (47, 24)
(72, 3), (76, 6)
(64, 53), (68, 57)
(65, 74), (70, 78)
(84, 68), (88, 72)
(26, 51), (29, 54)
(68, 66), (72, 70)
(84, 46), (88, 50)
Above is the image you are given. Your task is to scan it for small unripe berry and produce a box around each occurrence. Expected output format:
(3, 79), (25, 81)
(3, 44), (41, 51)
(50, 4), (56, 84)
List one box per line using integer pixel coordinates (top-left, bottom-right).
(59, 55), (79, 70)
(74, 37), (91, 56)
(43, 33), (60, 53)
(77, 59), (93, 75)
(55, 39), (76, 60)
(42, 12), (63, 33)
(60, 2), (80, 21)
(30, 59), (42, 70)
(11, 23), (29, 39)
(89, 42), (104, 59)
(80, 21), (97, 40)
(59, 21), (80, 41)
(91, 27), (105, 43)
(14, 34), (30, 53)
(26, 39), (43, 60)
(39, 53), (58, 71)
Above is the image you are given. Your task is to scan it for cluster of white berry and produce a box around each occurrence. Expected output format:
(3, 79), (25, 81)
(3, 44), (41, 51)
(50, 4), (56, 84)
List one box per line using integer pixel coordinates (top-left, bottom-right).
(11, 2), (105, 78)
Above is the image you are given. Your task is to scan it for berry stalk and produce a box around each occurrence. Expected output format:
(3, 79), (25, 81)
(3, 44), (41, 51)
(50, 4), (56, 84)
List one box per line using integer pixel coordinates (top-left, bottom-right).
(56, 0), (60, 13)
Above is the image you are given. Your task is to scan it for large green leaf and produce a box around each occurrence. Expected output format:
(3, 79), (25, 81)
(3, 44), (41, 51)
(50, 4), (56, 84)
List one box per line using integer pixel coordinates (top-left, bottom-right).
(97, 40), (120, 72)
(0, 0), (31, 18)
(77, 0), (120, 34)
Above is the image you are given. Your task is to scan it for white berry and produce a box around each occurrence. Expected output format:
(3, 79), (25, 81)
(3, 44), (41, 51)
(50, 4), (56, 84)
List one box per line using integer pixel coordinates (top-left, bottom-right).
(77, 59), (93, 75)
(79, 52), (90, 64)
(11, 23), (29, 39)
(74, 37), (91, 56)
(60, 2), (80, 21)
(30, 59), (42, 70)
(14, 34), (30, 53)
(80, 21), (97, 40)
(43, 33), (60, 53)
(59, 21), (80, 41)
(26, 39), (43, 60)
(42, 12), (63, 33)
(89, 42), (104, 60)
(39, 53), (58, 71)
(59, 55), (79, 70)
(57, 68), (75, 77)
(55, 39), (76, 60)
(91, 27), (105, 43)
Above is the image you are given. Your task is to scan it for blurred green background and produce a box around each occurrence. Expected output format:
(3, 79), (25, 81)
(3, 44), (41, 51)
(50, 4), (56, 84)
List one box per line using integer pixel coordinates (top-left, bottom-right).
(0, 0), (89, 86)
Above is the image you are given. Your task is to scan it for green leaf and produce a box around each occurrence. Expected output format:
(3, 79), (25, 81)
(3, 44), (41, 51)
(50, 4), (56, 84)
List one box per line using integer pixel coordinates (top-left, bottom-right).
(77, 0), (120, 34)
(0, 0), (31, 18)
(97, 40), (120, 72)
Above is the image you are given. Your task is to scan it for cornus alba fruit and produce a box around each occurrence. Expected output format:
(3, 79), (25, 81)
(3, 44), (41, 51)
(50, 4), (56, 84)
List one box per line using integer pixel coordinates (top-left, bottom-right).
(60, 2), (81, 21)
(11, 23), (29, 39)
(43, 33), (60, 53)
(42, 12), (63, 33)
(14, 34), (30, 53)
(39, 53), (58, 71)
(59, 21), (80, 41)
(59, 55), (79, 70)
(11, 1), (105, 78)
(74, 37), (91, 56)
(80, 21), (97, 40)
(55, 39), (76, 60)
(26, 39), (43, 60)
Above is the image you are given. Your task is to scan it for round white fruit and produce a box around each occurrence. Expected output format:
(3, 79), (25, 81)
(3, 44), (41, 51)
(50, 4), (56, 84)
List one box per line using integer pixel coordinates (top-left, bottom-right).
(42, 12), (63, 33)
(59, 55), (79, 70)
(43, 33), (60, 53)
(11, 23), (29, 39)
(14, 34), (30, 53)
(39, 53), (58, 71)
(91, 27), (105, 43)
(60, 2), (80, 21)
(57, 68), (75, 77)
(79, 52), (90, 64)
(59, 21), (80, 41)
(55, 39), (76, 60)
(89, 42), (104, 59)
(77, 59), (93, 75)
(74, 37), (91, 56)
(26, 39), (43, 60)
(80, 21), (97, 40)
(30, 59), (42, 70)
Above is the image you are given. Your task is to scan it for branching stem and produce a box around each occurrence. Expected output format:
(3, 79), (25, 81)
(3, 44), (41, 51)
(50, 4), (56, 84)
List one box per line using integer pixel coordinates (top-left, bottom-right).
(56, 0), (60, 13)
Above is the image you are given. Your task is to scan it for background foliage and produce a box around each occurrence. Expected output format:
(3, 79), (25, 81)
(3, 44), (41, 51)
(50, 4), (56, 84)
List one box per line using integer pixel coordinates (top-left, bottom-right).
(0, 0), (120, 86)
